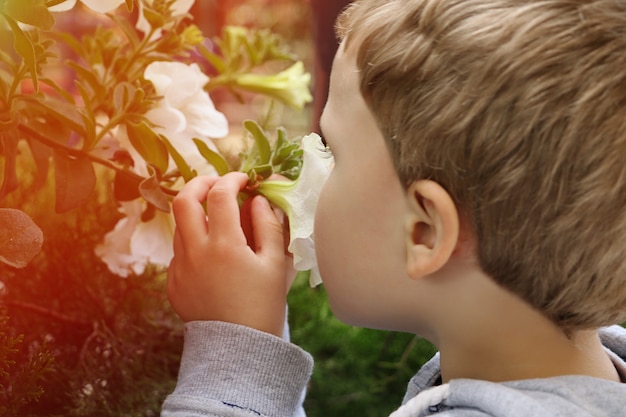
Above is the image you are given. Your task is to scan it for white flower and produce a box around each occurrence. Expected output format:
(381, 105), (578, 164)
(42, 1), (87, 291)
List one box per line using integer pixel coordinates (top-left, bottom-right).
(95, 199), (175, 277)
(257, 133), (333, 287)
(143, 61), (229, 176)
(48, 0), (125, 13)
(96, 61), (227, 277)
(135, 0), (195, 39)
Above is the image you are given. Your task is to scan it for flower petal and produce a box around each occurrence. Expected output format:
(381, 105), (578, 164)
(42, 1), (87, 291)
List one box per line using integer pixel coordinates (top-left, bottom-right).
(48, 0), (77, 12)
(171, 0), (195, 15)
(145, 105), (187, 136)
(144, 61), (208, 107)
(135, 2), (151, 35)
(181, 92), (229, 138)
(80, 0), (125, 13)
(130, 209), (175, 268)
(95, 200), (147, 277)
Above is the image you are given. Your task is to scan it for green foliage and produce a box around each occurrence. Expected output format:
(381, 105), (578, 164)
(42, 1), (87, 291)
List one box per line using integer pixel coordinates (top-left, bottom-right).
(0, 157), (182, 416)
(202, 26), (294, 83)
(0, 1), (311, 226)
(0, 308), (55, 417)
(239, 120), (304, 182)
(288, 279), (438, 417)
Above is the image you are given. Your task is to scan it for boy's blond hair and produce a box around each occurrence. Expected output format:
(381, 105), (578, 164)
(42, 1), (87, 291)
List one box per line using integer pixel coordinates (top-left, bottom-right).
(338, 0), (626, 331)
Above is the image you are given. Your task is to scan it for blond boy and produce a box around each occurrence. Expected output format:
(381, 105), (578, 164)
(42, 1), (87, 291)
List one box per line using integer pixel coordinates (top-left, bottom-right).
(161, 0), (626, 416)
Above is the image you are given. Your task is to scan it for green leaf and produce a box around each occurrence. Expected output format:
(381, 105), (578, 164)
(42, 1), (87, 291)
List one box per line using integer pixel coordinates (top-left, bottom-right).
(4, 0), (54, 30)
(272, 140), (298, 166)
(3, 15), (39, 92)
(253, 163), (273, 180)
(109, 12), (139, 48)
(0, 132), (19, 199)
(75, 78), (93, 105)
(113, 169), (142, 201)
(275, 127), (286, 149)
(142, 7), (165, 29)
(53, 31), (84, 57)
(0, 208), (43, 269)
(77, 109), (97, 150)
(52, 152), (96, 213)
(160, 135), (196, 183)
(139, 171), (170, 213)
(125, 122), (170, 175)
(67, 62), (105, 98)
(25, 138), (52, 190)
(198, 44), (226, 73)
(192, 138), (230, 176)
(39, 77), (76, 103)
(243, 119), (271, 165)
(113, 82), (133, 112)
(19, 95), (84, 134)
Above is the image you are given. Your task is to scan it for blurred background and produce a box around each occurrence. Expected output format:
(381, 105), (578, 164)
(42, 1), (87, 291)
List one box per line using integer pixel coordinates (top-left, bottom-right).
(0, 1), (437, 416)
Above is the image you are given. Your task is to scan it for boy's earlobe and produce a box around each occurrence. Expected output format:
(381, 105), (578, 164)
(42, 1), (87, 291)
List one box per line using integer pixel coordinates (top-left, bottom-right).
(404, 180), (460, 279)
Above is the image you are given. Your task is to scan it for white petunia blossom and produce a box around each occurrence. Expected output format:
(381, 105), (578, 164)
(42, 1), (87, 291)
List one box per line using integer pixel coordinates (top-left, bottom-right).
(97, 61), (228, 277)
(49, 0), (125, 13)
(143, 61), (229, 176)
(257, 133), (334, 287)
(95, 199), (175, 277)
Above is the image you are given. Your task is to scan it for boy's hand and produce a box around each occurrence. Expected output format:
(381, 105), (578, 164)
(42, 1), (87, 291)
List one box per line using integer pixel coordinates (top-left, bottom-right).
(167, 172), (290, 337)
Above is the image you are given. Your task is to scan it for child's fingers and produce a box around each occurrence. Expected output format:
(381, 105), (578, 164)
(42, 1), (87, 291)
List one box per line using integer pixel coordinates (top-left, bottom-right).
(250, 195), (285, 259)
(172, 176), (218, 245)
(172, 226), (184, 254)
(205, 172), (250, 240)
(240, 197), (255, 248)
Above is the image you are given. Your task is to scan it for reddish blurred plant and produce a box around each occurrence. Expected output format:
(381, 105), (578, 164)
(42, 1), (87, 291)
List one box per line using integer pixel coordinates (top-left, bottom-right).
(0, 0), (313, 275)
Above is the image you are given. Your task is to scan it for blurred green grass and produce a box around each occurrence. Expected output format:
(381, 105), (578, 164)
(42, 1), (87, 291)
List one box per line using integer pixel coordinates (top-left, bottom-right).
(288, 277), (437, 417)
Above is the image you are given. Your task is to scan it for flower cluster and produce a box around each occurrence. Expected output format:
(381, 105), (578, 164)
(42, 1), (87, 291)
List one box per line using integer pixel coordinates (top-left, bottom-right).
(0, 0), (326, 283)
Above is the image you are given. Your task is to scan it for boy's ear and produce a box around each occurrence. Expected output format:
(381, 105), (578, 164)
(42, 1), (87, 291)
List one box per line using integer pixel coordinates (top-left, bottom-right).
(404, 180), (460, 280)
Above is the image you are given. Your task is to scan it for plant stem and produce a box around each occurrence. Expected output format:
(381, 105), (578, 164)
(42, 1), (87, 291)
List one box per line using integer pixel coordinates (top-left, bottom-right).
(5, 300), (91, 326)
(17, 123), (179, 197)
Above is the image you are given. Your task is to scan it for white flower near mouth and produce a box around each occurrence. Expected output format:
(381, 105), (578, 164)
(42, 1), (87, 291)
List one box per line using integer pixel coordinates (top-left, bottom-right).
(96, 199), (175, 277)
(257, 133), (334, 287)
(48, 0), (125, 13)
(143, 60), (229, 176)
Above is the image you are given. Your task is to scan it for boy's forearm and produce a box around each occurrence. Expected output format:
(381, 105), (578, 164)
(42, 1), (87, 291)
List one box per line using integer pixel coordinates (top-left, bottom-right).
(161, 321), (313, 417)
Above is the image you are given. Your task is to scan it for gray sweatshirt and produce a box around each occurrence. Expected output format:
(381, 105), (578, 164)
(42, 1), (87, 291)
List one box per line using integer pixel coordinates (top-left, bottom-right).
(161, 323), (626, 417)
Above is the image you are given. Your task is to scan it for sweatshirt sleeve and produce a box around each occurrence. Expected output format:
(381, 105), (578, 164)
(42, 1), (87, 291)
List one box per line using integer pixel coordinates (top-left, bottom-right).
(161, 321), (314, 417)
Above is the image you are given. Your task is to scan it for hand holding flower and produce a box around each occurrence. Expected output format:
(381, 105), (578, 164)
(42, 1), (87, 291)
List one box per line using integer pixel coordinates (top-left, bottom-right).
(167, 172), (291, 337)
(257, 133), (334, 287)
